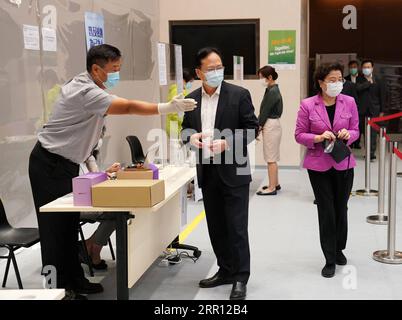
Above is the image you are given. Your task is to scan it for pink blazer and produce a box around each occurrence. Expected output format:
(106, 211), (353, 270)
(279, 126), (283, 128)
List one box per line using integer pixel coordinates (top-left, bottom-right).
(295, 94), (359, 172)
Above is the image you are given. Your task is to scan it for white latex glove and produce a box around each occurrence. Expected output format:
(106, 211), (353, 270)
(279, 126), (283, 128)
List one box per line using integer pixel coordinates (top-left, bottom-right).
(157, 93), (197, 114)
(85, 155), (99, 173)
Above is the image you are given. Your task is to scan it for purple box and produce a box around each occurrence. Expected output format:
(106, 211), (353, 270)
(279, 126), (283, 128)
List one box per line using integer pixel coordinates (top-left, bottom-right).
(72, 172), (108, 206)
(147, 163), (159, 180)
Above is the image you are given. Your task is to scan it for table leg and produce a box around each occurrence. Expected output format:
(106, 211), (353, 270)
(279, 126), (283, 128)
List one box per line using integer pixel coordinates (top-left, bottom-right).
(115, 212), (131, 300)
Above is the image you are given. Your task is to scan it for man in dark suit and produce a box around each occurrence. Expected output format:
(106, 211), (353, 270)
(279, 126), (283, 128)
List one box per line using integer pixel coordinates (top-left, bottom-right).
(343, 60), (360, 148)
(181, 47), (259, 300)
(356, 59), (386, 160)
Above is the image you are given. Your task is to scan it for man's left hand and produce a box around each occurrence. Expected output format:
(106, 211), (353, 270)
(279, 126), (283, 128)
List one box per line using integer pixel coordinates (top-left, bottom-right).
(210, 139), (228, 154)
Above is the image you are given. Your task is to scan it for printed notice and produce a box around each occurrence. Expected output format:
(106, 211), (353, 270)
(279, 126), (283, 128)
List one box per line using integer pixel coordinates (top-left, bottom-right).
(85, 12), (105, 51)
(23, 24), (40, 50)
(158, 43), (168, 86)
(42, 28), (57, 52)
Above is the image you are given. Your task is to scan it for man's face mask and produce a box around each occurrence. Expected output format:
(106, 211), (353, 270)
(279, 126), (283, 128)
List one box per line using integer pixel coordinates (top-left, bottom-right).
(103, 71), (120, 89)
(349, 68), (358, 76)
(362, 68), (373, 77)
(204, 68), (224, 88)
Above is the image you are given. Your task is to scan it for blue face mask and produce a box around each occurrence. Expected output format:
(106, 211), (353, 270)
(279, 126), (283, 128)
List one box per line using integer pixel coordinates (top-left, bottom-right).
(362, 68), (372, 77)
(204, 68), (224, 88)
(185, 82), (193, 91)
(103, 71), (120, 89)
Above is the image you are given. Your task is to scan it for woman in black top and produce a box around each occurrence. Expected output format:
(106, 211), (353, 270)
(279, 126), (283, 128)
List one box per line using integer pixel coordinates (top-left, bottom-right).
(256, 66), (283, 196)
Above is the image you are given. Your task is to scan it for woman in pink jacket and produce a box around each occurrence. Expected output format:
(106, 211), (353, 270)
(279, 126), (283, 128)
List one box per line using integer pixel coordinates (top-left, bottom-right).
(295, 63), (359, 278)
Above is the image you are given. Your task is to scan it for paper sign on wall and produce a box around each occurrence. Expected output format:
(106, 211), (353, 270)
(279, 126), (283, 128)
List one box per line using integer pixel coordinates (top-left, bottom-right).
(42, 28), (57, 52)
(268, 30), (296, 70)
(23, 25), (57, 52)
(84, 12), (105, 51)
(23, 25), (40, 50)
(157, 43), (168, 86)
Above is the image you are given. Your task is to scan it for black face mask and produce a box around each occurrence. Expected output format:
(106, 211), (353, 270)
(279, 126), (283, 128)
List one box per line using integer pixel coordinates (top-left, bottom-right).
(323, 138), (351, 164)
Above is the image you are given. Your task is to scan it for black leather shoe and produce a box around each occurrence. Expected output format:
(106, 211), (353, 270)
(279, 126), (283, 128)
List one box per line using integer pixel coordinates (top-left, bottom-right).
(230, 281), (247, 300)
(78, 242), (108, 271)
(336, 251), (347, 265)
(72, 277), (104, 294)
(321, 264), (336, 278)
(199, 273), (233, 288)
(63, 289), (88, 300)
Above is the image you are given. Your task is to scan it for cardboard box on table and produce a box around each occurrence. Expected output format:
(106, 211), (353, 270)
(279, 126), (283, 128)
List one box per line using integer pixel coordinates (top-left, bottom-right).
(116, 163), (159, 180)
(91, 179), (165, 207)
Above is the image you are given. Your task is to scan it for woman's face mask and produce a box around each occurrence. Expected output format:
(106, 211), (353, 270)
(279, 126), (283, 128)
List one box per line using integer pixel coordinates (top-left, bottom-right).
(324, 81), (343, 98)
(260, 78), (268, 87)
(185, 81), (193, 91)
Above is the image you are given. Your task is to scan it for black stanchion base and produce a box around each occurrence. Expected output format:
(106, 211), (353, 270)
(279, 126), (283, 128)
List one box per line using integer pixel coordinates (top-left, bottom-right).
(397, 172), (402, 178)
(366, 215), (388, 225)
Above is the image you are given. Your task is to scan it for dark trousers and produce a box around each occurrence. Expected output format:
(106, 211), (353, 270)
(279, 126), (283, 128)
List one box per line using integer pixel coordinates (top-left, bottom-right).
(358, 114), (377, 156)
(308, 168), (354, 264)
(201, 165), (250, 283)
(28, 142), (84, 289)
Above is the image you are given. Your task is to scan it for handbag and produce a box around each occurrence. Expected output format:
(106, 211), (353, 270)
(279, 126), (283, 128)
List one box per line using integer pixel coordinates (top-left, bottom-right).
(323, 138), (351, 163)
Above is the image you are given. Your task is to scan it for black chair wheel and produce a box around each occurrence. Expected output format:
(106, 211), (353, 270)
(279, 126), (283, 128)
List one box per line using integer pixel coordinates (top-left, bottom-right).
(193, 250), (202, 258)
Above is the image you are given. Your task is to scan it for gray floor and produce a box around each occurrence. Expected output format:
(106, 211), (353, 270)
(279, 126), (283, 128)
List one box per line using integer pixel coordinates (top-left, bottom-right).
(1, 152), (402, 300)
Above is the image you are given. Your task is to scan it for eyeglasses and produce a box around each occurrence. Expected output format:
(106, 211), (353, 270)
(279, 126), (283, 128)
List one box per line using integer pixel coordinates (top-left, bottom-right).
(201, 66), (225, 73)
(324, 78), (346, 84)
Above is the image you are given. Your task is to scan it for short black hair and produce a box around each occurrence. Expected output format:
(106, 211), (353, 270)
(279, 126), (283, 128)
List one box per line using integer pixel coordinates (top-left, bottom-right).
(183, 68), (194, 82)
(195, 47), (223, 69)
(258, 65), (278, 80)
(87, 44), (121, 72)
(361, 59), (374, 67)
(314, 63), (344, 93)
(348, 60), (359, 67)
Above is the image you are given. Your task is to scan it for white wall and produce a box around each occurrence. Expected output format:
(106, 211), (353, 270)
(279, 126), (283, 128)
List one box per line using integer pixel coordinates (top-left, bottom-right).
(159, 0), (307, 167)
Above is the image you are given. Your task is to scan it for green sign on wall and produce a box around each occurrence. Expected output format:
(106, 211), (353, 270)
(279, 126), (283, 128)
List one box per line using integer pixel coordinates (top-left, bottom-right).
(268, 30), (296, 70)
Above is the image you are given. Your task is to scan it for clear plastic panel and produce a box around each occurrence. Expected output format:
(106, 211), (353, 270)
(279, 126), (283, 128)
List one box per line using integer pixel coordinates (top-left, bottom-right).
(0, 0), (160, 226)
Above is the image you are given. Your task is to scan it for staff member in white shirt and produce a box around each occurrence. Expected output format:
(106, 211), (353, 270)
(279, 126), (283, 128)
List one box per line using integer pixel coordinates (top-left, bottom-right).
(28, 44), (196, 300)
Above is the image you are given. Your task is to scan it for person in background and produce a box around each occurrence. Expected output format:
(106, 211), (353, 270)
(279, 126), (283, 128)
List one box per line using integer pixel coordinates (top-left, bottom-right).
(295, 63), (359, 278)
(28, 44), (197, 300)
(345, 60), (359, 84)
(79, 129), (119, 270)
(166, 69), (195, 139)
(356, 59), (386, 161)
(342, 61), (359, 148)
(256, 65), (283, 196)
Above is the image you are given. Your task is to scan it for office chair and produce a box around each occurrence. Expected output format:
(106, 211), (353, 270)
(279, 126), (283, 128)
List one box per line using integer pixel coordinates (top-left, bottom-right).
(126, 136), (146, 164)
(0, 199), (40, 289)
(78, 219), (115, 277)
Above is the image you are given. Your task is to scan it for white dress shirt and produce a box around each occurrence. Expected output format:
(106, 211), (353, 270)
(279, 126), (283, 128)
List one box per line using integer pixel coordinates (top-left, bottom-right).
(201, 84), (221, 158)
(350, 74), (357, 83)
